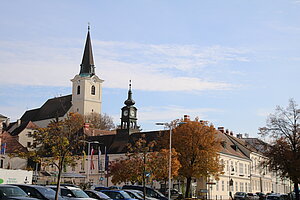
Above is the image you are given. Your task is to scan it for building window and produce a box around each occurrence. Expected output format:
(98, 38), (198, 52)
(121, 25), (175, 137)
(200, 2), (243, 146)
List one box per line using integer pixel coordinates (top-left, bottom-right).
(216, 181), (219, 191)
(222, 181), (225, 191)
(77, 85), (80, 95)
(236, 182), (238, 192)
(27, 142), (31, 147)
(245, 183), (248, 192)
(91, 85), (95, 95)
(0, 160), (3, 168)
(239, 163), (244, 174)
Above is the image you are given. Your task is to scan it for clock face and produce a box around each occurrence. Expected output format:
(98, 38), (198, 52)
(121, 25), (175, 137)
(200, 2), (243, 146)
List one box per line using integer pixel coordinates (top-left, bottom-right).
(123, 110), (128, 116)
(130, 110), (135, 117)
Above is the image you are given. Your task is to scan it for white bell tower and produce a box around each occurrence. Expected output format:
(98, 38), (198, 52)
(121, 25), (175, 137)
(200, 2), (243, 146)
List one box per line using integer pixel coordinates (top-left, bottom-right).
(71, 27), (104, 116)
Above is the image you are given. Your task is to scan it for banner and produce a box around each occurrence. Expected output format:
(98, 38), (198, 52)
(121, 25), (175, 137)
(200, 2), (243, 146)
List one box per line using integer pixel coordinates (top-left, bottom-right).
(90, 148), (95, 170)
(98, 146), (102, 172)
(81, 150), (86, 170)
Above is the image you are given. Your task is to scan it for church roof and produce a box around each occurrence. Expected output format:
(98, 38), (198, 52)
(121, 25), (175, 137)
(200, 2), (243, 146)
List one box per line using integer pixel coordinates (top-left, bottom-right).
(0, 114), (7, 119)
(20, 95), (72, 123)
(79, 28), (95, 77)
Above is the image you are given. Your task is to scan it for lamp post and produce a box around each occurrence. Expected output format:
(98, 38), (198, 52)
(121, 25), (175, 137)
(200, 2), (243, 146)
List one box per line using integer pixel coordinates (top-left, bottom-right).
(81, 140), (99, 184)
(229, 162), (234, 200)
(156, 122), (186, 200)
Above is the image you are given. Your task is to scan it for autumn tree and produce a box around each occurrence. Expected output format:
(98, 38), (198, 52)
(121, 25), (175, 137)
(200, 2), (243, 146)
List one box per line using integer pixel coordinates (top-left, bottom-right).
(85, 113), (115, 130)
(21, 113), (85, 200)
(147, 148), (181, 183)
(259, 99), (300, 200)
(170, 119), (223, 198)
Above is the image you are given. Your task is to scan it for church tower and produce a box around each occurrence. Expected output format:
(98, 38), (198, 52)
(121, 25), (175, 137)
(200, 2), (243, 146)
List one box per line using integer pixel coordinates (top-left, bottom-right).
(120, 81), (139, 134)
(71, 26), (104, 116)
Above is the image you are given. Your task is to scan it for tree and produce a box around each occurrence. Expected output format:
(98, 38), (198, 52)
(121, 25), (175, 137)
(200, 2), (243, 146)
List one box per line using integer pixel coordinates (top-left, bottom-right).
(170, 119), (223, 198)
(147, 148), (181, 183)
(85, 113), (115, 130)
(21, 112), (85, 200)
(259, 99), (300, 200)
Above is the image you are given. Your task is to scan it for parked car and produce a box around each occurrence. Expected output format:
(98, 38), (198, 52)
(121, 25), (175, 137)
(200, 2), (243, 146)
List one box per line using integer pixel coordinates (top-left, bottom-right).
(122, 185), (167, 200)
(256, 192), (266, 200)
(266, 194), (289, 200)
(123, 190), (144, 200)
(158, 189), (183, 200)
(247, 193), (259, 200)
(47, 185), (95, 200)
(0, 185), (38, 200)
(84, 190), (112, 200)
(234, 192), (247, 200)
(12, 184), (64, 200)
(123, 189), (157, 200)
(100, 190), (137, 200)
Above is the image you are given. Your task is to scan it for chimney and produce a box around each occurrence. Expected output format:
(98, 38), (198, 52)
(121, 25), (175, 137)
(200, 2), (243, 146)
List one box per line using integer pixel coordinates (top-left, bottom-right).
(184, 115), (190, 121)
(230, 131), (233, 136)
(17, 119), (21, 127)
(218, 127), (225, 133)
(225, 129), (229, 134)
(236, 134), (243, 139)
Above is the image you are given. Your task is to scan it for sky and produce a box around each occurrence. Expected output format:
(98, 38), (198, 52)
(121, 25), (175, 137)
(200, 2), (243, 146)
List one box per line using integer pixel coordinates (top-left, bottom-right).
(1, 0), (300, 137)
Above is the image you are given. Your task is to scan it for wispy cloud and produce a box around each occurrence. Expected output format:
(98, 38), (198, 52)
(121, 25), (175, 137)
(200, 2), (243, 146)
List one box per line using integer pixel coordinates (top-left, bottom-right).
(0, 39), (250, 92)
(111, 105), (222, 128)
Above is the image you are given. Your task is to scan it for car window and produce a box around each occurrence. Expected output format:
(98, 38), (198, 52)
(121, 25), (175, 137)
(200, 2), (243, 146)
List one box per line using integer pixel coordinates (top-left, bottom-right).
(61, 188), (75, 197)
(86, 191), (99, 199)
(72, 189), (90, 198)
(0, 187), (28, 197)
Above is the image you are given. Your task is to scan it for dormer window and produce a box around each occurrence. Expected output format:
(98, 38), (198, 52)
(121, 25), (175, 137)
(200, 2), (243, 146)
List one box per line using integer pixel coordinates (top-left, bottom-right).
(91, 85), (95, 95)
(77, 85), (80, 95)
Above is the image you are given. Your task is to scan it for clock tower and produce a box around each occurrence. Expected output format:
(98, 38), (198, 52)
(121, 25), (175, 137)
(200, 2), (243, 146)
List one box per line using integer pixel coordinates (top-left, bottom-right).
(120, 81), (139, 134)
(71, 26), (104, 116)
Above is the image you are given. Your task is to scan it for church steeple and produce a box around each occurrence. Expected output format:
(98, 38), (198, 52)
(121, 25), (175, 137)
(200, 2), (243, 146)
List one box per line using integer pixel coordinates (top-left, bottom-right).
(120, 80), (139, 134)
(79, 25), (95, 77)
(124, 80), (135, 106)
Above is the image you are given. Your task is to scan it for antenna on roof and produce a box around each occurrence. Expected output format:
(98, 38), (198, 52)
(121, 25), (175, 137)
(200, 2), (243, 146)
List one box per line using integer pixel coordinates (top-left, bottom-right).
(129, 80), (132, 90)
(88, 22), (90, 31)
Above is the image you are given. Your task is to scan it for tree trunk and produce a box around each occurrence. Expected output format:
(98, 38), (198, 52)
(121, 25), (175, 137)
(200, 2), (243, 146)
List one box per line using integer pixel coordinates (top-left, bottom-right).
(185, 177), (192, 198)
(295, 182), (299, 200)
(55, 159), (64, 200)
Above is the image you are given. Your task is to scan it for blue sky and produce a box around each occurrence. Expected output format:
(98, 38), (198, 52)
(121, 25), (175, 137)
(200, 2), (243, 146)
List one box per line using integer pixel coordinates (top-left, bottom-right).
(1, 0), (300, 137)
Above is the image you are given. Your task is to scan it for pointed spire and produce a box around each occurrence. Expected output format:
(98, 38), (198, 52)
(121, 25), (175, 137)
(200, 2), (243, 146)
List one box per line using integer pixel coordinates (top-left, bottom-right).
(124, 80), (135, 106)
(79, 24), (95, 77)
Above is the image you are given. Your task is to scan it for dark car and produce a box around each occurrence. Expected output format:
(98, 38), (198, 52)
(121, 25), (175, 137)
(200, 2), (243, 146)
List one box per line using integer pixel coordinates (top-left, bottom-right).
(158, 189), (183, 200)
(256, 192), (266, 200)
(12, 184), (63, 200)
(0, 185), (38, 200)
(84, 190), (112, 200)
(122, 185), (167, 200)
(100, 190), (137, 200)
(234, 192), (247, 200)
(47, 185), (96, 200)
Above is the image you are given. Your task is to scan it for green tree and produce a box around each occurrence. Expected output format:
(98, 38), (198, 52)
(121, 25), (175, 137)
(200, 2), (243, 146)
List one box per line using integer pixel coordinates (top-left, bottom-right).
(171, 119), (223, 198)
(21, 112), (84, 200)
(259, 99), (300, 200)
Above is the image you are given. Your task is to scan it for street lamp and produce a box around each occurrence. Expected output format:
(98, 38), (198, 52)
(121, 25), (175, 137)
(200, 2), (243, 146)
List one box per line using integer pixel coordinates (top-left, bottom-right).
(229, 161), (234, 200)
(156, 122), (186, 200)
(81, 140), (99, 183)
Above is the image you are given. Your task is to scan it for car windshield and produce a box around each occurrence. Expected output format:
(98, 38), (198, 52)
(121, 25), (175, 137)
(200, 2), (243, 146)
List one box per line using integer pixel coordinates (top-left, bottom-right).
(72, 189), (90, 198)
(0, 186), (28, 197)
(236, 192), (245, 196)
(119, 191), (132, 199)
(36, 187), (57, 198)
(267, 196), (281, 200)
(96, 191), (111, 199)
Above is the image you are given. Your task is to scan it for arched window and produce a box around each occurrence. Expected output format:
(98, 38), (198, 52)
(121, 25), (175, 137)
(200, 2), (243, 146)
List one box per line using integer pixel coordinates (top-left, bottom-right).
(77, 85), (80, 95)
(91, 85), (95, 95)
